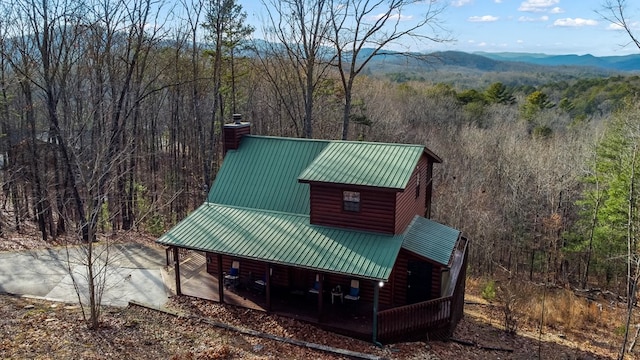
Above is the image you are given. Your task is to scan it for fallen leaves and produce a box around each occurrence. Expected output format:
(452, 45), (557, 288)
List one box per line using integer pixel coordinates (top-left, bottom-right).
(0, 233), (631, 359)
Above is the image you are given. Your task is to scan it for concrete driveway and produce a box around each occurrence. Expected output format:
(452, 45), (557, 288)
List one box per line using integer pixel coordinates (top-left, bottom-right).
(0, 243), (170, 308)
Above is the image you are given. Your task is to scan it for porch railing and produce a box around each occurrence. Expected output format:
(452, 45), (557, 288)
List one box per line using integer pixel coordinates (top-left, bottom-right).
(377, 296), (452, 341)
(377, 237), (468, 342)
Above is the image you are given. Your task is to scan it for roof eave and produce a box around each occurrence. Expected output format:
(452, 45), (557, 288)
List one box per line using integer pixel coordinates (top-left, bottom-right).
(156, 242), (395, 281)
(424, 148), (443, 164)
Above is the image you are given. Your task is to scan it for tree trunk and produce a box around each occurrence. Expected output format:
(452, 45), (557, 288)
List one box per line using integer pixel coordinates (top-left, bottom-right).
(628, 144), (638, 305)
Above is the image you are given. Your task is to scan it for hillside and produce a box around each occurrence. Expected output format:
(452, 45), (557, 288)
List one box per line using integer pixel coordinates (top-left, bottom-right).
(362, 50), (639, 87)
(476, 52), (640, 72)
(0, 282), (625, 359)
(365, 50), (640, 73)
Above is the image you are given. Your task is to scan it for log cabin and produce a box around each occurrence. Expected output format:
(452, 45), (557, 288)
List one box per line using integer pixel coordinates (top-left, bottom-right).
(157, 115), (468, 343)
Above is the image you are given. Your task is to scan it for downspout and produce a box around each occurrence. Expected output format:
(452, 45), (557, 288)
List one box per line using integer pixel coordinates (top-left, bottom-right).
(372, 281), (383, 347)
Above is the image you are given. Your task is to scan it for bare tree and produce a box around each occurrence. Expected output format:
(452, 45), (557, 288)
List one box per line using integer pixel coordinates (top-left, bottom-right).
(260, 0), (334, 138)
(329, 0), (449, 139)
(599, 0), (640, 51)
(202, 0), (253, 182)
(177, 0), (211, 190)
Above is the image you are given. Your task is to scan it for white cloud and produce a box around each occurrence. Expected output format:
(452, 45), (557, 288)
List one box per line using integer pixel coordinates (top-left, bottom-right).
(477, 42), (487, 47)
(549, 7), (564, 14)
(607, 22), (624, 30)
(518, 0), (559, 13)
(451, 0), (473, 7)
(606, 21), (640, 30)
(494, 0), (503, 3)
(517, 39), (524, 44)
(553, 18), (598, 27)
(372, 13), (413, 21)
(518, 15), (549, 22)
(468, 15), (499, 22)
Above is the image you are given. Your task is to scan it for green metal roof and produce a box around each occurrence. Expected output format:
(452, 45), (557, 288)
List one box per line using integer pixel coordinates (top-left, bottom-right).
(159, 135), (459, 278)
(402, 216), (461, 265)
(209, 136), (329, 214)
(298, 141), (425, 189)
(157, 203), (404, 280)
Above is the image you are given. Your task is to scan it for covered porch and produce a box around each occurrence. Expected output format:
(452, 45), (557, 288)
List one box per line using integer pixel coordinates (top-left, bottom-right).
(157, 204), (467, 343)
(164, 236), (468, 343)
(164, 249), (380, 340)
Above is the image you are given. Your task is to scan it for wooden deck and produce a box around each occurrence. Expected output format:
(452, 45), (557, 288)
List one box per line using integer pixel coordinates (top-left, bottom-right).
(166, 251), (376, 340)
(166, 242), (468, 343)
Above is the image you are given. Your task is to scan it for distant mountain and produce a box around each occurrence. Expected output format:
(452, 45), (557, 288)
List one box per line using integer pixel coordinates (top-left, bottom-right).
(364, 50), (624, 76)
(365, 51), (543, 72)
(361, 50), (633, 87)
(474, 52), (640, 72)
(242, 40), (639, 87)
(244, 39), (640, 73)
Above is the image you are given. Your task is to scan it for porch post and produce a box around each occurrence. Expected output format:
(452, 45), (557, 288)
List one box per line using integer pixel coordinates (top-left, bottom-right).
(317, 274), (324, 322)
(265, 263), (271, 310)
(372, 281), (381, 345)
(173, 247), (181, 296)
(217, 254), (224, 303)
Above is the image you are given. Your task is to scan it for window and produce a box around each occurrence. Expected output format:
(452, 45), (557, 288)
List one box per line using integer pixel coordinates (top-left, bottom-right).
(415, 168), (421, 198)
(343, 191), (360, 212)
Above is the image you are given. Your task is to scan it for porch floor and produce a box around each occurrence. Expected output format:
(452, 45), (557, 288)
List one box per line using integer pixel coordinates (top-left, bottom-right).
(164, 252), (375, 340)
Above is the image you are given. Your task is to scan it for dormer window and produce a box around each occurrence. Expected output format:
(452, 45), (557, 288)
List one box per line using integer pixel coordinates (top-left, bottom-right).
(343, 191), (360, 212)
(415, 168), (421, 199)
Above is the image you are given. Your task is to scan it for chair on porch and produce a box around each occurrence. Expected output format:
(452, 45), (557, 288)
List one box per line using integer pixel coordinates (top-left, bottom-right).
(253, 268), (271, 294)
(308, 274), (321, 294)
(224, 261), (240, 288)
(344, 279), (360, 301)
(331, 285), (343, 304)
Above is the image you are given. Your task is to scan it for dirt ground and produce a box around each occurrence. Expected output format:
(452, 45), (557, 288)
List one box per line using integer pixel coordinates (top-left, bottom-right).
(0, 233), (633, 359)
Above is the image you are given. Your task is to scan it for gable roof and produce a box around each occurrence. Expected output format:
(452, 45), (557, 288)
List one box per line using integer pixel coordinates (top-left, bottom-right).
(209, 136), (329, 214)
(158, 134), (460, 279)
(298, 142), (425, 190)
(157, 203), (404, 280)
(209, 135), (441, 212)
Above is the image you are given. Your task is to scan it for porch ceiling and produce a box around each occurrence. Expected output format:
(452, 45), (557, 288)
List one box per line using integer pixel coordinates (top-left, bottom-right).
(157, 203), (404, 281)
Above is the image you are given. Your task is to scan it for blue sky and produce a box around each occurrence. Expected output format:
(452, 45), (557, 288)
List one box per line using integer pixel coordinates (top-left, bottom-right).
(237, 0), (639, 56)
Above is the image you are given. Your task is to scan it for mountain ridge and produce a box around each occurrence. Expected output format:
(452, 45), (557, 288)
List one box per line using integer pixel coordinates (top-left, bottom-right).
(473, 51), (640, 72)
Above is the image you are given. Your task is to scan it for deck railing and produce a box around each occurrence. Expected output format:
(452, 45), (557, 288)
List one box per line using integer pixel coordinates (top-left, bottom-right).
(377, 296), (452, 341)
(377, 237), (468, 342)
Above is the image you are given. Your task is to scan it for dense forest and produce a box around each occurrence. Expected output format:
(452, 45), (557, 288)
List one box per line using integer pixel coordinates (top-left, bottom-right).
(1, 0), (640, 300)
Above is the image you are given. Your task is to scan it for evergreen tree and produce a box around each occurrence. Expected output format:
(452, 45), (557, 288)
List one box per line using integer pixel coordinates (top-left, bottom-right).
(521, 90), (554, 122)
(485, 82), (515, 105)
(573, 101), (640, 290)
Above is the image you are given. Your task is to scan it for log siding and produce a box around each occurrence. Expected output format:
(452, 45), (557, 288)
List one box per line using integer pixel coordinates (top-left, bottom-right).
(395, 155), (428, 233)
(309, 183), (397, 234)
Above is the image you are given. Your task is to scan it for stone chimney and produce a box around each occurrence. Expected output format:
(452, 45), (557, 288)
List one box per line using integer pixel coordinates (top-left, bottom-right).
(223, 114), (250, 155)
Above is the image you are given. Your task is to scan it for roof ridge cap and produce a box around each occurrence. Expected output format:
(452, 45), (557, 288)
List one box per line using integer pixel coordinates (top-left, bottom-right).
(328, 139), (425, 148)
(245, 135), (331, 144)
(246, 134), (426, 149)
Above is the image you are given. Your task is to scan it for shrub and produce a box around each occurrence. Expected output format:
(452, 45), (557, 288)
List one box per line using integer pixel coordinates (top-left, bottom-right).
(497, 280), (520, 334)
(481, 279), (497, 302)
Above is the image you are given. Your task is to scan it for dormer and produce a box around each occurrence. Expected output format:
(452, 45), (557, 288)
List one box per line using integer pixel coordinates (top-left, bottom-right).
(298, 142), (441, 234)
